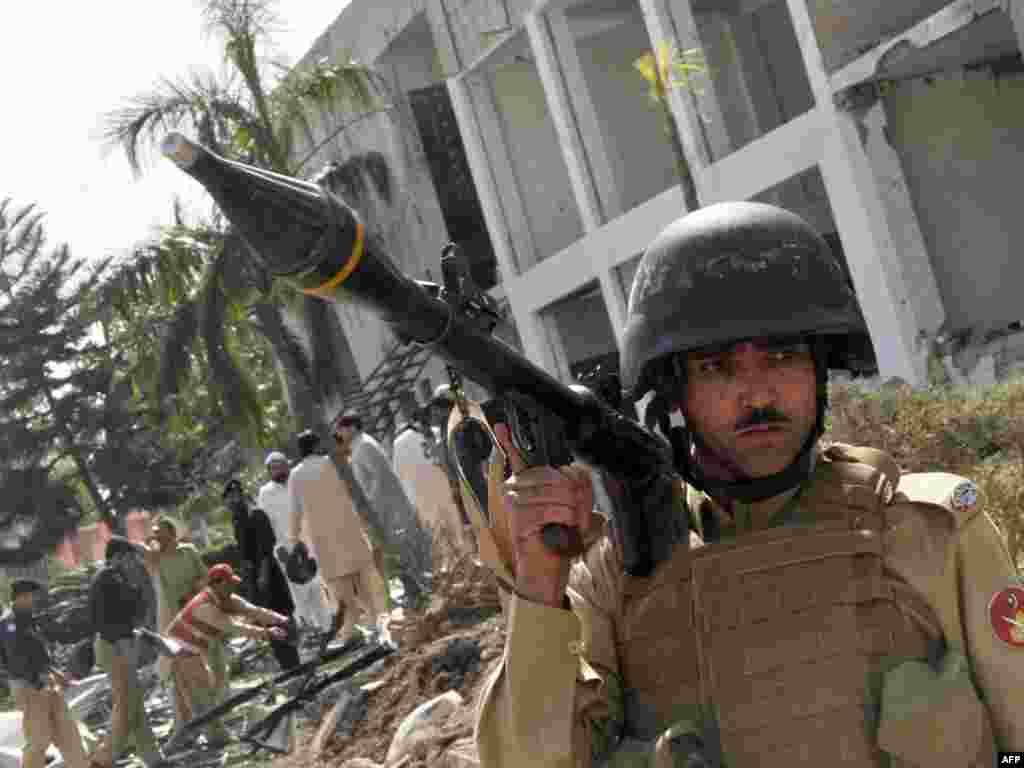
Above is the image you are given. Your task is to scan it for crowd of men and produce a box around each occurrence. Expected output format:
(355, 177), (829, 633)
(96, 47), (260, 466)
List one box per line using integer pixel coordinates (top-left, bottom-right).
(0, 393), (469, 768)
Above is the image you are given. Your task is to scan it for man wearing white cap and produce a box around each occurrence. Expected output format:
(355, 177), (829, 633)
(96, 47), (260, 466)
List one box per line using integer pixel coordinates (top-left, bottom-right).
(257, 450), (332, 632)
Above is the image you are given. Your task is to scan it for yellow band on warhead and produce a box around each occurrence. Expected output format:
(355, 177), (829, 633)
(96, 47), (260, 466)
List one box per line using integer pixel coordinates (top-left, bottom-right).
(302, 221), (365, 298)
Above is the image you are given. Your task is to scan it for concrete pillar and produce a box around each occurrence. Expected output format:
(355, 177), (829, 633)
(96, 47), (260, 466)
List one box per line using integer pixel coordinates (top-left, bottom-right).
(637, 0), (713, 201)
(597, 269), (629, 346)
(447, 73), (537, 277)
(785, 0), (945, 386)
(505, 279), (562, 378)
(447, 74), (519, 283)
(425, 0), (463, 76)
(639, 0), (736, 183)
(525, 11), (605, 232)
(546, 9), (624, 220)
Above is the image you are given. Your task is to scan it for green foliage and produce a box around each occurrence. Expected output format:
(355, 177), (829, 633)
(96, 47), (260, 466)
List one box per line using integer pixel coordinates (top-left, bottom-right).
(828, 377), (1024, 566)
(633, 44), (707, 211)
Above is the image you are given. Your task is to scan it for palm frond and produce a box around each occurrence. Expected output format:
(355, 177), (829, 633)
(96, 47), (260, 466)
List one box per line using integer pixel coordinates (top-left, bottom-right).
(102, 73), (259, 174)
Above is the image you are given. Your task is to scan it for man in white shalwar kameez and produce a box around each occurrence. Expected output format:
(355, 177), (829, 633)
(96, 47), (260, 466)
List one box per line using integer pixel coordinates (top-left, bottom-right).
(257, 451), (332, 632)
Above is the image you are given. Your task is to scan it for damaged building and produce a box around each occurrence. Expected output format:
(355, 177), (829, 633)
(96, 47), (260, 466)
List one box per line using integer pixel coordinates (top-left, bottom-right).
(290, 0), (1024, 422)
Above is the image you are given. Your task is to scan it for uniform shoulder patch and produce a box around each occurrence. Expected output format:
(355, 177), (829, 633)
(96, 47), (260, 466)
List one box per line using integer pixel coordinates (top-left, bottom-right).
(895, 472), (980, 528)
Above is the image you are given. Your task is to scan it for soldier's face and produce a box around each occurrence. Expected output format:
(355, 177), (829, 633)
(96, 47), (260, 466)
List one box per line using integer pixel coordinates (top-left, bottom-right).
(682, 338), (817, 479)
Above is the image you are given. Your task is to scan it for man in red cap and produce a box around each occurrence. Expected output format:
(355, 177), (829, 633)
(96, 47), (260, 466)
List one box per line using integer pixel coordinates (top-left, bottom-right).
(166, 563), (290, 747)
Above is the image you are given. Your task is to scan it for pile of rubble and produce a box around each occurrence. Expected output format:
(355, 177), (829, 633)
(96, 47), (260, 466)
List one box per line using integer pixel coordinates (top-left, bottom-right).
(274, 535), (507, 768)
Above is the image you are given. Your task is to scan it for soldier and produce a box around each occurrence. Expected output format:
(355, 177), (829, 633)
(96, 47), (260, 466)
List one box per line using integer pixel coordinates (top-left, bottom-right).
(0, 579), (88, 768)
(475, 202), (1022, 767)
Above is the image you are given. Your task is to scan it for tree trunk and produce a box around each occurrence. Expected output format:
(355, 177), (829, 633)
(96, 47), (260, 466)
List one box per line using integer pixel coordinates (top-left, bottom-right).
(249, 301), (323, 436)
(662, 103), (700, 212)
(42, 387), (118, 531)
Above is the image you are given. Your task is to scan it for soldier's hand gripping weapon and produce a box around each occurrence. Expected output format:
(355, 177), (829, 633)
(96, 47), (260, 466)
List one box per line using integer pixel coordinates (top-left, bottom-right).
(162, 134), (683, 578)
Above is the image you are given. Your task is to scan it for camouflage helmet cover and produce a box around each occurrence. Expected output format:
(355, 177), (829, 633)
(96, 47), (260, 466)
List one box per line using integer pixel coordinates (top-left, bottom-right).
(620, 202), (871, 396)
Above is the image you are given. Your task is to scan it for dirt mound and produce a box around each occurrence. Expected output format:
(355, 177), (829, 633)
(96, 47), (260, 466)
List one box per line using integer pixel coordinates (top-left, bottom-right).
(316, 616), (502, 766)
(270, 529), (508, 767)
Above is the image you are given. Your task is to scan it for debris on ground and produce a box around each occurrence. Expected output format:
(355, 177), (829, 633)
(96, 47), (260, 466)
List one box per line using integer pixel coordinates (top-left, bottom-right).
(3, 530), (508, 768)
(385, 691), (464, 765)
(267, 530), (506, 768)
(272, 615), (504, 768)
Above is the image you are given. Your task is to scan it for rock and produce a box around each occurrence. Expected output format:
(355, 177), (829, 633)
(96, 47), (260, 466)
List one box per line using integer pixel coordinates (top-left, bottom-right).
(310, 687), (369, 757)
(430, 638), (481, 691)
(386, 691), (464, 765)
(335, 688), (369, 739)
(442, 736), (481, 768)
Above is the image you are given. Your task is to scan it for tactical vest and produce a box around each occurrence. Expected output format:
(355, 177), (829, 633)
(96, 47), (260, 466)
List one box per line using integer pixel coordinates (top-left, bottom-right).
(615, 445), (947, 766)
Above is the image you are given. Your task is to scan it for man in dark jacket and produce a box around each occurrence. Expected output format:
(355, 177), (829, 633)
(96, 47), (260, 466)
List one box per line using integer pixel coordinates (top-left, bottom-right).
(243, 508), (300, 671)
(224, 479), (249, 586)
(0, 579), (88, 768)
(87, 536), (165, 768)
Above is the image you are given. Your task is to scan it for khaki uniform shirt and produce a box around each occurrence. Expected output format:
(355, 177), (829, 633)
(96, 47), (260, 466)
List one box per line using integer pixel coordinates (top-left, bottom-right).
(475, 446), (1023, 767)
(147, 543), (207, 633)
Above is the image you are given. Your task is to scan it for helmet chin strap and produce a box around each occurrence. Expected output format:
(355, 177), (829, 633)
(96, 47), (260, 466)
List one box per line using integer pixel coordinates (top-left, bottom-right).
(670, 339), (829, 505)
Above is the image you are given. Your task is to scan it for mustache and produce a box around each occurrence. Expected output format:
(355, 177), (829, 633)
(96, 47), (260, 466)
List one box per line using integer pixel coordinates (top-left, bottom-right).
(735, 407), (791, 431)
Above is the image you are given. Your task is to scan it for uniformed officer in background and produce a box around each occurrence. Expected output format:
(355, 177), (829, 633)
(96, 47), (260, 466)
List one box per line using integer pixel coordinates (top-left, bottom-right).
(1, 578), (89, 768)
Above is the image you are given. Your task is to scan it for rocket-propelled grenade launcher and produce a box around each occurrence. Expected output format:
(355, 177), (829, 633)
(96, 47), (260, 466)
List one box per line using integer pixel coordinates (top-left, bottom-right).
(162, 133), (680, 577)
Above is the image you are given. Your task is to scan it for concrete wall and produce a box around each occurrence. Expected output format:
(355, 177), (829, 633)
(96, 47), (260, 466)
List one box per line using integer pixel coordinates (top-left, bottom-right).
(542, 284), (619, 379)
(884, 67), (1024, 338)
(808, 0), (954, 72)
(296, 0), (1024, 393)
(489, 58), (584, 263)
(572, 10), (680, 211)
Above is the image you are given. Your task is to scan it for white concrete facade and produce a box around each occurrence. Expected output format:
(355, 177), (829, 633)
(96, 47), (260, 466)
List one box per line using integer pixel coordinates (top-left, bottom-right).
(299, 0), (1024, 394)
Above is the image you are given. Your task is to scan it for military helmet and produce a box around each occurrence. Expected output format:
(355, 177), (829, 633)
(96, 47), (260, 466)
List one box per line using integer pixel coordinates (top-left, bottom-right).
(621, 202), (871, 398)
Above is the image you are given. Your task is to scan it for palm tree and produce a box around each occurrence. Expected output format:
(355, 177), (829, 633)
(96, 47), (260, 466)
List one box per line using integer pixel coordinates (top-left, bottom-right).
(99, 0), (389, 446)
